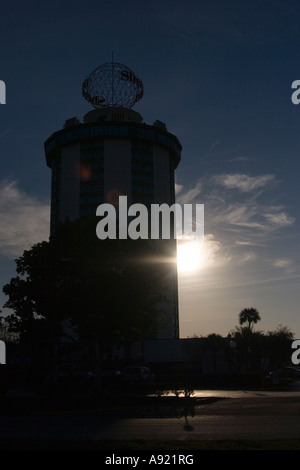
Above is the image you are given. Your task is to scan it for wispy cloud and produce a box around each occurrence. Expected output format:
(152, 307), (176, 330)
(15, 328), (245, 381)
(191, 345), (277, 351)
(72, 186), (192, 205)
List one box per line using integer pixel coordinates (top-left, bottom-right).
(202, 233), (231, 268)
(214, 203), (266, 229)
(263, 211), (295, 228)
(273, 258), (294, 272)
(213, 203), (294, 232)
(176, 181), (202, 204)
(0, 180), (50, 258)
(178, 173), (293, 234)
(175, 183), (184, 195)
(208, 140), (220, 152)
(175, 172), (296, 270)
(213, 173), (276, 192)
(236, 251), (256, 264)
(235, 240), (266, 246)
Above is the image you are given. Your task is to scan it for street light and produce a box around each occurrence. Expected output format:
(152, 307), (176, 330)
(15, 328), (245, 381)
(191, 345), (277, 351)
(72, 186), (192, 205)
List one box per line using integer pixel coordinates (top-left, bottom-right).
(227, 334), (237, 380)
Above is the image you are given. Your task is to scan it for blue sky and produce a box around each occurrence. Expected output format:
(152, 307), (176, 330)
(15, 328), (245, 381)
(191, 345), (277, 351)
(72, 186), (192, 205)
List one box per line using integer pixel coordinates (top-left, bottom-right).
(0, 0), (299, 338)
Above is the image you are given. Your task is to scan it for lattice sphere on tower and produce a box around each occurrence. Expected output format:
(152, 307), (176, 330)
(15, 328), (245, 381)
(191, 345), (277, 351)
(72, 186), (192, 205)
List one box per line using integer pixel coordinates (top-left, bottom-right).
(82, 62), (144, 109)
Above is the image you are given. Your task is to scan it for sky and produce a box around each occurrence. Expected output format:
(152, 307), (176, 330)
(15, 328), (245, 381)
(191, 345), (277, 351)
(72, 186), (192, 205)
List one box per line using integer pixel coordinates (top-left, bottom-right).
(0, 0), (299, 339)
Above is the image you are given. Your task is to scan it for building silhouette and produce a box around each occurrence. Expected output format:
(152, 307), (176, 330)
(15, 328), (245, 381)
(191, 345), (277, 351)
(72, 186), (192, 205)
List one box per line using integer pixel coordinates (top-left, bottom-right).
(44, 61), (182, 339)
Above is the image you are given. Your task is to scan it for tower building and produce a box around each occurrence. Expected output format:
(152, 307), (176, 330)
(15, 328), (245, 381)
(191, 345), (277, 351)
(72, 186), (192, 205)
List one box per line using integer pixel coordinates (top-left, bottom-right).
(44, 61), (182, 339)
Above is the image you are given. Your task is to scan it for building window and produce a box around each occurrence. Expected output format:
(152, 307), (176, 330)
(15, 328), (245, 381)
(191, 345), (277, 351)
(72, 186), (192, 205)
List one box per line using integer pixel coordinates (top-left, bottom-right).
(169, 160), (175, 204)
(50, 153), (61, 232)
(80, 143), (105, 217)
(111, 112), (124, 121)
(131, 141), (154, 204)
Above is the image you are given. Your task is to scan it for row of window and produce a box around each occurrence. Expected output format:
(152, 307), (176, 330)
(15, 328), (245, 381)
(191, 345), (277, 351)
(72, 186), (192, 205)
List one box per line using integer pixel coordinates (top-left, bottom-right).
(132, 194), (154, 206)
(132, 171), (153, 184)
(45, 123), (181, 162)
(132, 182), (153, 194)
(131, 141), (154, 204)
(80, 193), (104, 204)
(81, 139), (104, 150)
(132, 160), (152, 172)
(81, 150), (104, 161)
(51, 142), (177, 224)
(80, 182), (104, 193)
(132, 149), (153, 159)
(51, 155), (61, 232)
(80, 205), (103, 217)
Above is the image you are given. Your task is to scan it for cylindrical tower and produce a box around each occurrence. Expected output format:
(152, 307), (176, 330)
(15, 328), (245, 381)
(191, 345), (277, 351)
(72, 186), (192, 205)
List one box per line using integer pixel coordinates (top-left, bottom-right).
(44, 61), (182, 339)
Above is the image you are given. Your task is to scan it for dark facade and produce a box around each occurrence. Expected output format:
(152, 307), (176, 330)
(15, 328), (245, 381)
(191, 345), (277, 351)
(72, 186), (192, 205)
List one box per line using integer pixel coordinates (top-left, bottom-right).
(44, 106), (182, 339)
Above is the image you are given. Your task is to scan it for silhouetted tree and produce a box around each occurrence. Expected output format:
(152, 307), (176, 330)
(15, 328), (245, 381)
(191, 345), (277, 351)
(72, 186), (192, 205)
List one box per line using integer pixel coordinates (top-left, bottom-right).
(204, 334), (226, 375)
(265, 324), (294, 367)
(2, 217), (174, 366)
(239, 307), (261, 332)
(230, 321), (294, 374)
(0, 313), (19, 343)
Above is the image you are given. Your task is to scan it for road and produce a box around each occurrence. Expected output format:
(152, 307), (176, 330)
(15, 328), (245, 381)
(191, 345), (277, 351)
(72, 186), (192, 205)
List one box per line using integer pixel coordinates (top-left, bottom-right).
(0, 388), (300, 443)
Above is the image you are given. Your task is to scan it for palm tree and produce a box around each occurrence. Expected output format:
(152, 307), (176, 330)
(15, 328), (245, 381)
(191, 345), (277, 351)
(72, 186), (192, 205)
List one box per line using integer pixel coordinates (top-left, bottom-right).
(238, 308), (261, 333)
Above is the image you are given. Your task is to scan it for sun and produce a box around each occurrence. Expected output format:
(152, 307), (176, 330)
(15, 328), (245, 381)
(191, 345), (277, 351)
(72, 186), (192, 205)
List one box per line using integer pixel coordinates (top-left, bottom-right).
(177, 238), (203, 273)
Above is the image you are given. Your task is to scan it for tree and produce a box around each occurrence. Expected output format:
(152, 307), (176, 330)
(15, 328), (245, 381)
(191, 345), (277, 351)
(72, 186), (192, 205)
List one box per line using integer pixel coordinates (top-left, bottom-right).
(2, 217), (174, 365)
(238, 307), (261, 333)
(265, 324), (294, 366)
(204, 334), (226, 375)
(0, 313), (19, 343)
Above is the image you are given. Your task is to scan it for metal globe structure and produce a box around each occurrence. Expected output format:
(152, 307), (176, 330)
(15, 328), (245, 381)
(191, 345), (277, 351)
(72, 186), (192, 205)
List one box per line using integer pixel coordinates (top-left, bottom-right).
(82, 62), (144, 109)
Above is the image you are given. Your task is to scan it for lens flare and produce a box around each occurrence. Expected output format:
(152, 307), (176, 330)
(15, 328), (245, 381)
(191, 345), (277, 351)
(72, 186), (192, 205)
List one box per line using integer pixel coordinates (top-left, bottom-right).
(177, 239), (203, 273)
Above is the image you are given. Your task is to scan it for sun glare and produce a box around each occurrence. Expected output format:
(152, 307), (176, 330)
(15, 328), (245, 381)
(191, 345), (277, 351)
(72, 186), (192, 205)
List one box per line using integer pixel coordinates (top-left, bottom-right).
(177, 239), (203, 273)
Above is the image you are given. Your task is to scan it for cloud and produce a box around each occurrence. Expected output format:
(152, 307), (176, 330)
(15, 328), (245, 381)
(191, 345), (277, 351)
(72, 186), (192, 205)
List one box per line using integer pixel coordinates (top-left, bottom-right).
(176, 181), (202, 204)
(235, 241), (253, 245)
(0, 180), (50, 258)
(175, 183), (183, 195)
(263, 212), (295, 228)
(214, 173), (276, 192)
(202, 233), (231, 268)
(174, 172), (296, 271)
(212, 203), (294, 233)
(235, 241), (266, 247)
(273, 259), (294, 271)
(208, 140), (220, 152)
(214, 203), (266, 229)
(175, 174), (294, 237)
(236, 251), (256, 264)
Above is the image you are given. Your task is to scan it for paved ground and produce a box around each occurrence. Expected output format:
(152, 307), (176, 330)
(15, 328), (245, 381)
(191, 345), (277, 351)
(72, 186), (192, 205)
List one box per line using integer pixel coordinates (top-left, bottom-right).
(0, 387), (300, 443)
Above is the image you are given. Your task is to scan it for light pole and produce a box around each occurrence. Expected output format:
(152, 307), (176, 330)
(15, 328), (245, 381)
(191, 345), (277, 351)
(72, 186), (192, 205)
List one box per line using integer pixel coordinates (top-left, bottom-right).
(227, 334), (237, 384)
